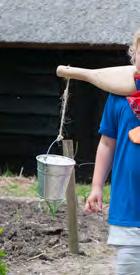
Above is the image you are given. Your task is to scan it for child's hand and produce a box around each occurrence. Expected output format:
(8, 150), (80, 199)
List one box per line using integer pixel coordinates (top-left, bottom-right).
(56, 65), (69, 78)
(84, 187), (103, 214)
(129, 126), (140, 144)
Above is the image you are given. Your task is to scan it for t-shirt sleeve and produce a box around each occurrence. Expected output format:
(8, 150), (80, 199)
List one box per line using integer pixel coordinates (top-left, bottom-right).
(98, 94), (118, 139)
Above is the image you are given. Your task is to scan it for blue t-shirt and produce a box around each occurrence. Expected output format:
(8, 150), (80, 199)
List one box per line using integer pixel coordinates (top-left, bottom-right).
(99, 80), (140, 227)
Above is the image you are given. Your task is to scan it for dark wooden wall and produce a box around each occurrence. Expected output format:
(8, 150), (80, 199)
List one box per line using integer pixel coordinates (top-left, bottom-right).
(0, 47), (130, 181)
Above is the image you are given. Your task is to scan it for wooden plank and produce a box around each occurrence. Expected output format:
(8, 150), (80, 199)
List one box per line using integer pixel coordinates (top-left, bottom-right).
(0, 74), (60, 96)
(0, 95), (59, 115)
(63, 140), (79, 254)
(0, 114), (59, 136)
(0, 135), (58, 156)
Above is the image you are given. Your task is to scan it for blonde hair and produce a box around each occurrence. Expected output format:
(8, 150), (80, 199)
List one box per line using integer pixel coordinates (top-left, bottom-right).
(128, 29), (140, 64)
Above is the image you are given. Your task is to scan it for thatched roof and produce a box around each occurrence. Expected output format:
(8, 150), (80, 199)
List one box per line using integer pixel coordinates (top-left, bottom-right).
(0, 0), (140, 46)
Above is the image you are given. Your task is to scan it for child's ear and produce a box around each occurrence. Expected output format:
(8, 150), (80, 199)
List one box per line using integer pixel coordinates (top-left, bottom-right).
(134, 53), (136, 64)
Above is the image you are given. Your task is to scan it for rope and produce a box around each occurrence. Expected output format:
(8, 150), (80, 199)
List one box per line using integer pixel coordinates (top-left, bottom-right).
(46, 71), (70, 155)
(57, 77), (70, 142)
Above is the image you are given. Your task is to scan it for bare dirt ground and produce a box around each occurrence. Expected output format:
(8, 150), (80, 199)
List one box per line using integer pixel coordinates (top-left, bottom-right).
(0, 194), (116, 275)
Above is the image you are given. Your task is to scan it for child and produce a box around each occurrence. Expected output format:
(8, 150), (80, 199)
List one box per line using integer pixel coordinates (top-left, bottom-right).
(84, 29), (140, 275)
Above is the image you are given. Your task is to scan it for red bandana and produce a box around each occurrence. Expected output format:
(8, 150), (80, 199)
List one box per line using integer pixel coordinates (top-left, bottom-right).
(127, 73), (140, 119)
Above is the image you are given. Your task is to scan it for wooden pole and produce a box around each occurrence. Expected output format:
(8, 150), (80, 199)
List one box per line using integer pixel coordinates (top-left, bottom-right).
(62, 139), (79, 254)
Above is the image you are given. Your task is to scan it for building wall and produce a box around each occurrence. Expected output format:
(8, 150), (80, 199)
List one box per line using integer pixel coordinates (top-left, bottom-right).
(0, 47), (130, 181)
(0, 48), (60, 174)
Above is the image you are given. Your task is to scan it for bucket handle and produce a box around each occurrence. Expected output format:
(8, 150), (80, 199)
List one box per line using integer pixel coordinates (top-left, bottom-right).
(45, 138), (59, 161)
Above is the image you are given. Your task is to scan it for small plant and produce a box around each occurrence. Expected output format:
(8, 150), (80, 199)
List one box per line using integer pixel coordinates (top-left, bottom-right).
(0, 227), (4, 235)
(76, 183), (110, 204)
(102, 184), (110, 204)
(46, 200), (63, 219)
(0, 227), (8, 275)
(76, 184), (90, 202)
(2, 168), (14, 177)
(0, 250), (8, 275)
(28, 180), (39, 197)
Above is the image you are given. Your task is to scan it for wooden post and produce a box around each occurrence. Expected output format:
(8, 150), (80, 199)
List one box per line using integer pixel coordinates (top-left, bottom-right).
(62, 139), (79, 254)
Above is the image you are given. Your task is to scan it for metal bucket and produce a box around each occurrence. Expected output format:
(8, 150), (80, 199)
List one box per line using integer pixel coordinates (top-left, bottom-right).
(36, 154), (76, 200)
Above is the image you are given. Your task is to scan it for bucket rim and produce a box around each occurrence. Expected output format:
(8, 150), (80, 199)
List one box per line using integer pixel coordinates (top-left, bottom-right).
(36, 154), (76, 166)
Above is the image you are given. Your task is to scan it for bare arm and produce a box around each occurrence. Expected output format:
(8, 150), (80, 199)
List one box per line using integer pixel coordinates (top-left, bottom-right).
(92, 135), (116, 191)
(56, 65), (136, 95)
(84, 135), (116, 213)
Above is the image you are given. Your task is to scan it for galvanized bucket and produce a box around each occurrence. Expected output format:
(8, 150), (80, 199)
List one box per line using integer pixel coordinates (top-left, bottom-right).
(36, 154), (76, 201)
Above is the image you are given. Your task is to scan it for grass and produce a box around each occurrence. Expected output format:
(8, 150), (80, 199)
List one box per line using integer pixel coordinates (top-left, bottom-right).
(2, 168), (14, 177)
(76, 183), (110, 204)
(0, 168), (39, 197)
(5, 182), (38, 197)
(0, 250), (8, 275)
(0, 227), (8, 275)
(0, 179), (39, 197)
(0, 168), (110, 204)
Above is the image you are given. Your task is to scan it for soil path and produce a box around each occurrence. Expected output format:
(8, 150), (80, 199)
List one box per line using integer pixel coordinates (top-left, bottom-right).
(0, 197), (116, 275)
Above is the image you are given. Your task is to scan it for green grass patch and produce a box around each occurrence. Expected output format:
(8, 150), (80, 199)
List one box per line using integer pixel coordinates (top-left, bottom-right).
(4, 181), (39, 197)
(0, 227), (8, 275)
(0, 169), (110, 204)
(102, 184), (110, 204)
(76, 183), (110, 204)
(0, 175), (39, 197)
(2, 168), (14, 177)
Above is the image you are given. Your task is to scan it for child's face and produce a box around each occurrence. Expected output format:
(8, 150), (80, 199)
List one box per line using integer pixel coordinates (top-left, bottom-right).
(135, 43), (140, 72)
